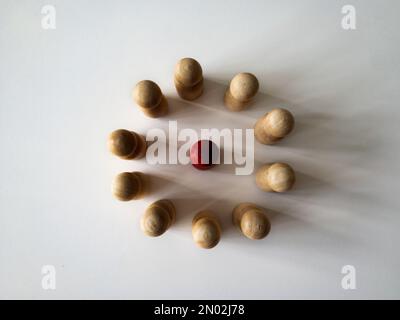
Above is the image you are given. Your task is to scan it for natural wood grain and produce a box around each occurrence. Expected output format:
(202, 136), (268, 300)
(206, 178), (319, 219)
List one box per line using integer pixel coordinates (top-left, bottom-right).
(256, 162), (296, 192)
(254, 108), (295, 144)
(174, 58), (204, 100)
(224, 73), (259, 111)
(232, 203), (271, 240)
(108, 129), (147, 160)
(133, 80), (168, 117)
(112, 171), (147, 201)
(192, 211), (221, 249)
(141, 199), (176, 237)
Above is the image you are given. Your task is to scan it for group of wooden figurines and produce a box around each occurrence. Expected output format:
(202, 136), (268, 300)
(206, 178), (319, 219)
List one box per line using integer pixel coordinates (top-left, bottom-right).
(109, 57), (297, 249)
(135, 198), (270, 249)
(112, 169), (270, 248)
(112, 176), (272, 250)
(133, 58), (295, 146)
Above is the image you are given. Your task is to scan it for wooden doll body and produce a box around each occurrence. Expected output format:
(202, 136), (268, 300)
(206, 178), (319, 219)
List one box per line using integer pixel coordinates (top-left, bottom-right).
(108, 129), (147, 160)
(174, 58), (204, 100)
(141, 199), (176, 237)
(255, 163), (295, 192)
(133, 80), (168, 117)
(254, 108), (294, 144)
(112, 172), (147, 201)
(224, 73), (259, 111)
(232, 203), (270, 240)
(192, 211), (221, 249)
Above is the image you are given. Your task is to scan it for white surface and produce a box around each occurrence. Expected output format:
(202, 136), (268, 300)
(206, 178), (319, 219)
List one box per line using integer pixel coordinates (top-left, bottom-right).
(1, 0), (400, 299)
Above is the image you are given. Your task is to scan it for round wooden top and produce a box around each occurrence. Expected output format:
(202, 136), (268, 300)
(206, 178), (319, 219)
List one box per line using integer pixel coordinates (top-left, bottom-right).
(265, 108), (295, 138)
(229, 73), (259, 102)
(133, 80), (162, 109)
(174, 57), (203, 86)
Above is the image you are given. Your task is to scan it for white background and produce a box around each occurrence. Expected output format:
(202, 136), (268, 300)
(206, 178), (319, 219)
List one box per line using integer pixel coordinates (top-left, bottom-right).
(1, 0), (399, 299)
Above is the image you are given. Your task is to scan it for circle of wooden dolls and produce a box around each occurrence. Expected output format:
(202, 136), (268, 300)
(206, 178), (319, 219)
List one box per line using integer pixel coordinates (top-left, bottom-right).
(109, 57), (300, 248)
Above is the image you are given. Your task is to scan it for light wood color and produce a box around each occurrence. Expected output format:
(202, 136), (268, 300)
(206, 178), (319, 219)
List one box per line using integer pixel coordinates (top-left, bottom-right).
(254, 108), (295, 144)
(108, 129), (147, 160)
(141, 199), (176, 237)
(174, 58), (203, 100)
(174, 77), (203, 101)
(112, 171), (147, 201)
(232, 203), (271, 240)
(133, 80), (168, 118)
(256, 162), (295, 193)
(224, 73), (259, 111)
(192, 211), (221, 249)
